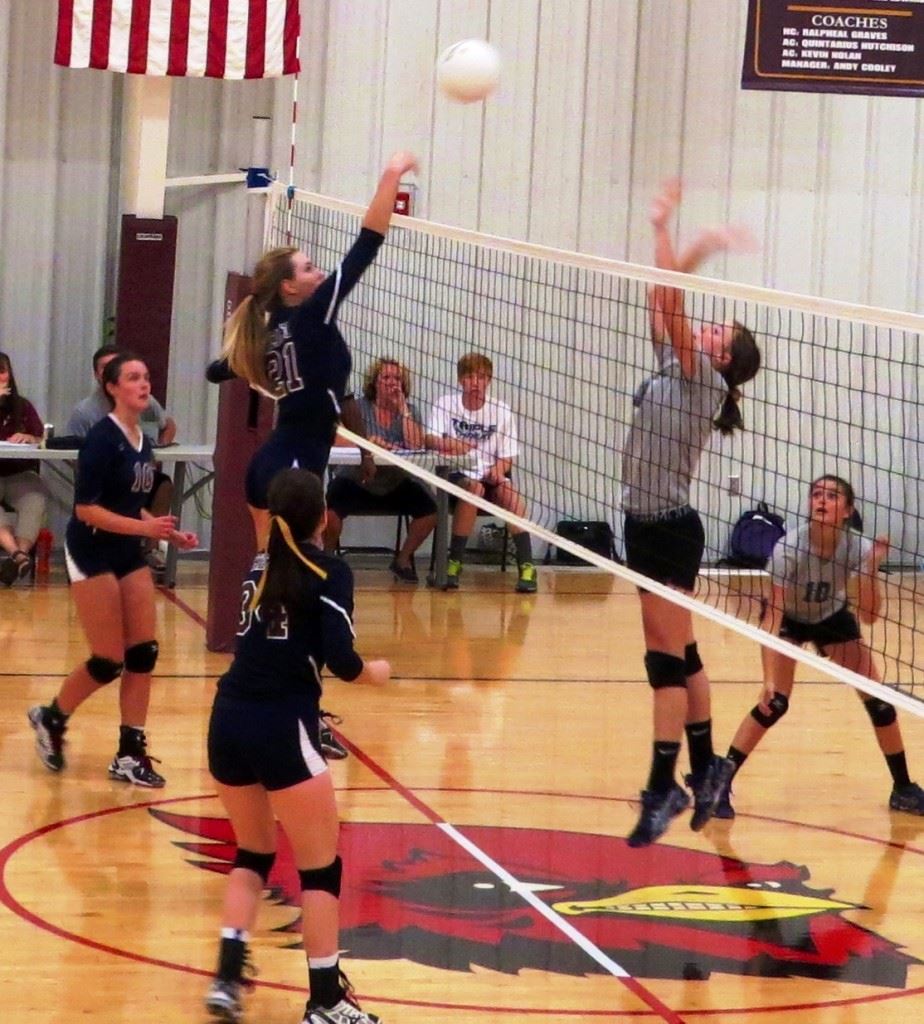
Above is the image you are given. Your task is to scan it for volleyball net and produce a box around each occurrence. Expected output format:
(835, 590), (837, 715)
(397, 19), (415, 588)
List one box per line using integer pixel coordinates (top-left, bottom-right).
(265, 184), (924, 713)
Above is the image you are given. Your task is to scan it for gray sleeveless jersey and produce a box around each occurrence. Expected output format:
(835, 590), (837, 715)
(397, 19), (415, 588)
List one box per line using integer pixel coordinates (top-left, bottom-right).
(769, 522), (873, 623)
(622, 341), (726, 515)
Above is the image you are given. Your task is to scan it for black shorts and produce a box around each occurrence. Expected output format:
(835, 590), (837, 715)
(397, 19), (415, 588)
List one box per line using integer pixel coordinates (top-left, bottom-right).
(780, 606), (861, 654)
(327, 475), (436, 520)
(245, 434), (331, 509)
(207, 693), (328, 790)
(624, 507), (705, 592)
(64, 535), (147, 582)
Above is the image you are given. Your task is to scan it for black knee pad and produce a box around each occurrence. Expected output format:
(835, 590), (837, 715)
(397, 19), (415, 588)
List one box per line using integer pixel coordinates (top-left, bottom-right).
(124, 640), (159, 673)
(644, 651), (687, 690)
(864, 698), (897, 728)
(233, 848), (276, 884)
(684, 642), (704, 677)
(86, 654), (123, 684)
(751, 692), (789, 728)
(298, 855), (343, 898)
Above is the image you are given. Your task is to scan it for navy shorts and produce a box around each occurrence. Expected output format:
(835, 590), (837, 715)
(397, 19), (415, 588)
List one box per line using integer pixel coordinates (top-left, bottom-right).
(64, 534), (148, 582)
(245, 434), (331, 509)
(624, 507), (705, 592)
(207, 693), (328, 790)
(327, 475), (436, 520)
(780, 606), (861, 654)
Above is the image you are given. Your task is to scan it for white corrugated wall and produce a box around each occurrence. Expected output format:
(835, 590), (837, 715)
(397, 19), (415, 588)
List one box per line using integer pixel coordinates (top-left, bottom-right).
(0, 0), (921, 549)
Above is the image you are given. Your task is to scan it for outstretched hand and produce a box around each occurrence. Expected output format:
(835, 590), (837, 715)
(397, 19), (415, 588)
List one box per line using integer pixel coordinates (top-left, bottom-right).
(386, 151), (419, 178)
(650, 178), (682, 229)
(693, 223), (759, 257)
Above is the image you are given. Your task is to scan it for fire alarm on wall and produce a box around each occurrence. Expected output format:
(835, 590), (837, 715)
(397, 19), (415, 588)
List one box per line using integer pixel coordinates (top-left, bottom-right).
(393, 182), (418, 216)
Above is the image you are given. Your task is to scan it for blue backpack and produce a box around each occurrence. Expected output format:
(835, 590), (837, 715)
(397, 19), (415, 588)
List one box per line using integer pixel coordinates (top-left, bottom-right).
(723, 501), (785, 569)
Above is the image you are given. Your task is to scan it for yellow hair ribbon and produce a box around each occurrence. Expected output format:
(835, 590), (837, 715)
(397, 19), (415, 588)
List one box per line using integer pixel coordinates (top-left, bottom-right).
(248, 515), (328, 613)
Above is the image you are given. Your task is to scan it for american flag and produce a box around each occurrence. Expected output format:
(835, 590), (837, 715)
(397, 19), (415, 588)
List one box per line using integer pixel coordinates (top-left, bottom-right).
(55, 0), (300, 79)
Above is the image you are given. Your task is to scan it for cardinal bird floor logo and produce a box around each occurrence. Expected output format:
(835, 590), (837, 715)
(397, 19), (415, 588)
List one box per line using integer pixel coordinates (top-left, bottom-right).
(151, 810), (919, 989)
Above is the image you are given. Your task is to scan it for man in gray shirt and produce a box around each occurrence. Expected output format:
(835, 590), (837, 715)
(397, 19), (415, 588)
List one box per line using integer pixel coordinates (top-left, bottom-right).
(67, 345), (176, 447)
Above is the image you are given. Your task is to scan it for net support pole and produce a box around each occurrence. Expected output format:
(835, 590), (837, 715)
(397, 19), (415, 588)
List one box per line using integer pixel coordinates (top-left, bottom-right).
(115, 75), (176, 406)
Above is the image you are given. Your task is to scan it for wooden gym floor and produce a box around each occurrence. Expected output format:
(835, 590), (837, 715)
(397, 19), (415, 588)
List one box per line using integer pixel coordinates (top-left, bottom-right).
(3, 562), (924, 1023)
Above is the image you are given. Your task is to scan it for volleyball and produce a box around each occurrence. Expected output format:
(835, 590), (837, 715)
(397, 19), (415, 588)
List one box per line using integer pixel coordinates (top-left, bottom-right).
(436, 40), (501, 103)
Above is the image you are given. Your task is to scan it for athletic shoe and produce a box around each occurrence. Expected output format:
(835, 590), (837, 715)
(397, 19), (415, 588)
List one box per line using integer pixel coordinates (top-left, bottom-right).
(319, 710), (348, 761)
(388, 558), (418, 584)
(711, 757), (737, 820)
(303, 969), (381, 1024)
(443, 558), (462, 590)
(205, 945), (256, 1023)
(515, 562), (538, 593)
(627, 784), (691, 848)
(28, 705), (66, 772)
(205, 979), (245, 1023)
(108, 749), (166, 788)
(685, 755), (724, 831)
(889, 781), (924, 815)
(303, 999), (381, 1024)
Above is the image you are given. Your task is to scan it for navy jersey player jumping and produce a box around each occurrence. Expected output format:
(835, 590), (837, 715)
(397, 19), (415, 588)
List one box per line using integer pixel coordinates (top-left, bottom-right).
(204, 469), (390, 1024)
(207, 150), (419, 550)
(208, 150), (416, 763)
(28, 354), (197, 787)
(621, 180), (761, 847)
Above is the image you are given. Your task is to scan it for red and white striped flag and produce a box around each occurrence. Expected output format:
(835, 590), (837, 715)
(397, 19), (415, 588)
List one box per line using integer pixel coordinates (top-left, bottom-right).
(55, 1), (299, 79)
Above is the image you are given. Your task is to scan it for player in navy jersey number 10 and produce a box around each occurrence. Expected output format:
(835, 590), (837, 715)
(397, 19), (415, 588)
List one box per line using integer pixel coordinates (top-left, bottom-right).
(28, 353), (197, 787)
(204, 469), (390, 1024)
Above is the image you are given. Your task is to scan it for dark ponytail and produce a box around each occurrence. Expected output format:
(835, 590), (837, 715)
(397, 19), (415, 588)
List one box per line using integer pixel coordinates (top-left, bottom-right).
(714, 321), (760, 435)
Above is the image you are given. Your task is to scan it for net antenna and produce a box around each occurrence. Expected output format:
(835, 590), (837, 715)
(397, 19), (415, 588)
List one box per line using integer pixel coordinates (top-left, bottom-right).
(265, 181), (924, 716)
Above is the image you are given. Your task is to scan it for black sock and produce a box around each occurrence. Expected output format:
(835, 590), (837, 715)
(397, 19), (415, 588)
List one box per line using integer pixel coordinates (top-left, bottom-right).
(885, 751), (912, 789)
(449, 534), (468, 561)
(118, 725), (146, 757)
(217, 934), (247, 983)
(685, 719), (714, 776)
(48, 698), (69, 727)
(513, 532), (533, 565)
(308, 961), (341, 1008)
(647, 741), (681, 794)
(727, 746), (748, 775)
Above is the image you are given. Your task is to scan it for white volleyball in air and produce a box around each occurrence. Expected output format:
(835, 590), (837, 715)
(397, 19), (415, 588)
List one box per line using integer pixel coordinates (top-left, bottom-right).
(436, 39), (501, 103)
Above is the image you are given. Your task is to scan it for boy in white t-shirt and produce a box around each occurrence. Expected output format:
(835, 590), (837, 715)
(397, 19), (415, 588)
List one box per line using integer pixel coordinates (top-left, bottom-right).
(426, 353), (537, 592)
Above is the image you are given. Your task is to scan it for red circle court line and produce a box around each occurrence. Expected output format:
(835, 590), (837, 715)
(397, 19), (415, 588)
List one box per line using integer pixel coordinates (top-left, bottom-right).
(3, 791), (924, 1017)
(0, 794), (661, 1018)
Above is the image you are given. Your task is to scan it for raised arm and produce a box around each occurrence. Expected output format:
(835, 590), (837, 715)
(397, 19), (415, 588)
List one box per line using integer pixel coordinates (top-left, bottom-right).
(648, 181), (698, 377)
(362, 151), (419, 235)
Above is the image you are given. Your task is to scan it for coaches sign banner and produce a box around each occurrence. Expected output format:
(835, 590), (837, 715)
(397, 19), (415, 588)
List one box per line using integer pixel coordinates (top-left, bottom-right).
(742, 0), (924, 97)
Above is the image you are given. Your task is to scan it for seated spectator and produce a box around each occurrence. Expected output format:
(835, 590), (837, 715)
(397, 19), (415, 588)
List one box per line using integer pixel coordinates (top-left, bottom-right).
(67, 345), (176, 573)
(0, 351), (49, 586)
(325, 358), (437, 583)
(425, 352), (537, 593)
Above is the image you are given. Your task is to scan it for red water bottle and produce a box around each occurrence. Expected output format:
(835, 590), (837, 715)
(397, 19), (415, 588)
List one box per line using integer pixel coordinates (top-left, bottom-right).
(36, 528), (53, 577)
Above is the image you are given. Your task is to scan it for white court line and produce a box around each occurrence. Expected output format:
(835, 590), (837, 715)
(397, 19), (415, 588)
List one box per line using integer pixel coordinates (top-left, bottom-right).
(437, 820), (631, 978)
